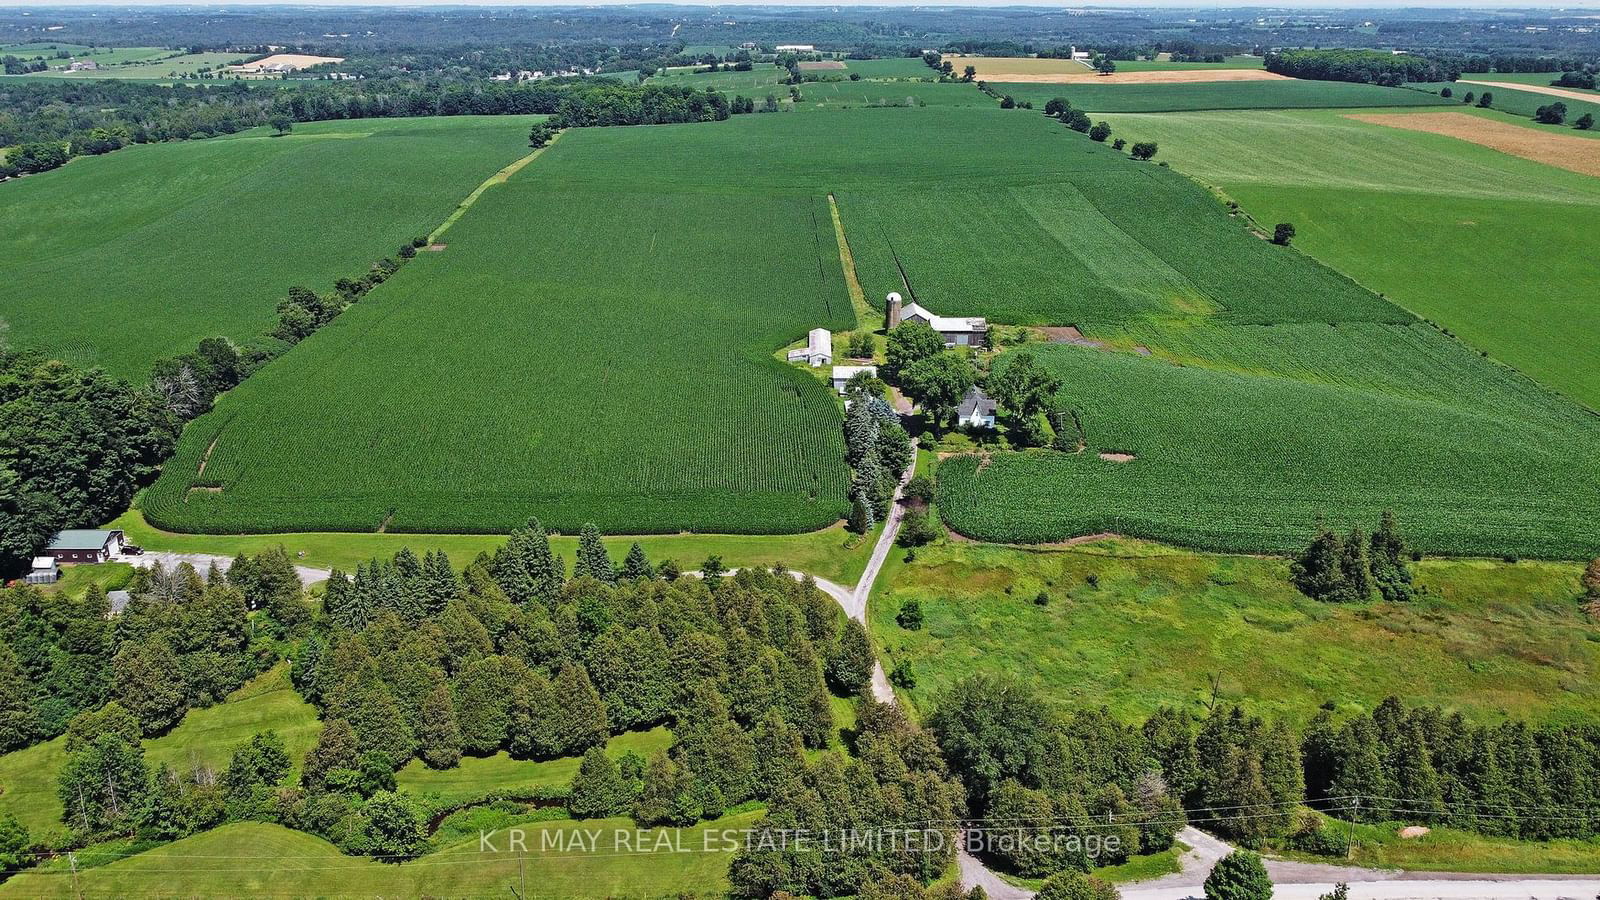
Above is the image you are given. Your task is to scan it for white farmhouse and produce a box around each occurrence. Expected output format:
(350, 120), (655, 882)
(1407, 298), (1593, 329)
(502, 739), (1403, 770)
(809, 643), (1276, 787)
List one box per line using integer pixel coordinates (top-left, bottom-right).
(957, 386), (998, 429)
(787, 327), (833, 367)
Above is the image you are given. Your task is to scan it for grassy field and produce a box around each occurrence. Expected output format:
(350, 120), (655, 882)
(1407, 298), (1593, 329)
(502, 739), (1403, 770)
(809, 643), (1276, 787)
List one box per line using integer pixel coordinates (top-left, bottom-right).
(0, 116), (539, 379)
(9, 51), (248, 80)
(1101, 106), (1600, 407)
(996, 79), (1454, 113)
(108, 509), (879, 585)
(870, 540), (1600, 727)
(1283, 810), (1600, 874)
(0, 813), (762, 897)
(1461, 71), (1600, 94)
(397, 727), (672, 806)
(0, 664), (319, 838)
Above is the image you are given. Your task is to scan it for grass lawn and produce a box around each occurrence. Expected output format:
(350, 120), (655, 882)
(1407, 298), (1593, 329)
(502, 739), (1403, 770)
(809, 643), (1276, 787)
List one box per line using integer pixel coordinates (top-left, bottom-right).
(0, 812), (763, 898)
(1281, 811), (1600, 874)
(1101, 106), (1600, 408)
(0, 663), (320, 840)
(37, 562), (133, 598)
(870, 540), (1597, 727)
(396, 727), (672, 807)
(107, 509), (878, 586)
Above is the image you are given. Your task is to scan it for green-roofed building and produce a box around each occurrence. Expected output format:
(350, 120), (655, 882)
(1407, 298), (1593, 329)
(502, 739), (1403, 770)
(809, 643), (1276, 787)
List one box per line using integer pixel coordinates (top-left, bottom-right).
(43, 528), (124, 563)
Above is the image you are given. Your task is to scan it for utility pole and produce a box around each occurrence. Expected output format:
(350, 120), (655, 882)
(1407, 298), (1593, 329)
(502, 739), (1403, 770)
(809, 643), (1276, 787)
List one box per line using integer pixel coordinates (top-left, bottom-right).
(68, 851), (83, 900)
(1345, 796), (1359, 860)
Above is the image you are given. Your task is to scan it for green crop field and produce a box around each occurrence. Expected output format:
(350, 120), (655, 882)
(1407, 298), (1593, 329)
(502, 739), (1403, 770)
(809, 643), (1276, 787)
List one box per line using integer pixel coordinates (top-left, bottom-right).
(0, 664), (319, 838)
(871, 541), (1599, 726)
(1099, 107), (1600, 407)
(134, 107), (1600, 554)
(794, 79), (987, 108)
(648, 63), (787, 91)
(143, 116), (860, 536)
(0, 813), (762, 898)
(1113, 54), (1264, 71)
(11, 51), (249, 80)
(996, 79), (1455, 112)
(1409, 80), (1600, 123)
(840, 57), (940, 78)
(1460, 71), (1600, 94)
(939, 322), (1600, 557)
(0, 116), (539, 379)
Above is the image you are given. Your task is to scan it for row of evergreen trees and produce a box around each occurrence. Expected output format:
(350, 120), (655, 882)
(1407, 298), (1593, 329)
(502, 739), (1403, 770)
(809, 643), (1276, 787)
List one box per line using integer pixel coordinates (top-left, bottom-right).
(1289, 511), (1414, 603)
(843, 382), (913, 534)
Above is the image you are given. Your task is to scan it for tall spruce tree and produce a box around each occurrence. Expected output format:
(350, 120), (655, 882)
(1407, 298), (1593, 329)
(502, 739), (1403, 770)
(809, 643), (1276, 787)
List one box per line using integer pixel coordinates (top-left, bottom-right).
(569, 747), (631, 818)
(573, 524), (617, 584)
(492, 518), (564, 608)
(620, 543), (653, 581)
(551, 662), (609, 756)
(417, 683), (463, 769)
(826, 620), (874, 695)
(0, 643), (35, 752)
(1368, 510), (1413, 602)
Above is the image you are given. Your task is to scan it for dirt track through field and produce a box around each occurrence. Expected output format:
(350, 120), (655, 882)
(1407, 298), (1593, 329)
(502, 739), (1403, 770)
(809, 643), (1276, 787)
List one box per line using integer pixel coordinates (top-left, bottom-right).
(1345, 111), (1600, 178)
(1458, 79), (1600, 104)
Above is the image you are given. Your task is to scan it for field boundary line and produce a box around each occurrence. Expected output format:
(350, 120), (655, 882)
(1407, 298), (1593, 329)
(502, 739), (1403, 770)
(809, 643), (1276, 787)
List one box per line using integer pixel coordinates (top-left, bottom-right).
(826, 193), (875, 330)
(428, 129), (562, 244)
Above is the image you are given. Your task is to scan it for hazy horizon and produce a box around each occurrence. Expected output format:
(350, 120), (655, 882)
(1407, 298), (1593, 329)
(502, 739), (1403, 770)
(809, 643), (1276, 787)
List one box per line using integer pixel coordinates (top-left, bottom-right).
(5, 0), (1600, 9)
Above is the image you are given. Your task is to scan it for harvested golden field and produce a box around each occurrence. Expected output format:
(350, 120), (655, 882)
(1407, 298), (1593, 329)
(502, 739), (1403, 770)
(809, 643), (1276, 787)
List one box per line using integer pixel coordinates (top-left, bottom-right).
(1346, 111), (1600, 178)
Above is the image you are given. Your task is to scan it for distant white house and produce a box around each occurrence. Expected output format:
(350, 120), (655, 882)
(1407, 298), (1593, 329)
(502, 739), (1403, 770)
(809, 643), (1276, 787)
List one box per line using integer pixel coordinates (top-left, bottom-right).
(25, 557), (58, 585)
(957, 386), (998, 429)
(831, 365), (878, 394)
(66, 60), (98, 72)
(787, 328), (833, 367)
(885, 292), (988, 348)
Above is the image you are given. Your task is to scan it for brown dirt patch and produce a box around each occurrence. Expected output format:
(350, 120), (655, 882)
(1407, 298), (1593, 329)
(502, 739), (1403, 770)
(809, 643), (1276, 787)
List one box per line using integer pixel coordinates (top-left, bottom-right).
(798, 61), (846, 71)
(1099, 452), (1136, 463)
(1345, 111), (1600, 178)
(196, 435), (220, 477)
(423, 243), (447, 251)
(1036, 325), (1108, 349)
(1458, 79), (1600, 104)
(185, 486), (223, 500)
(1399, 825), (1431, 839)
(982, 66), (1287, 85)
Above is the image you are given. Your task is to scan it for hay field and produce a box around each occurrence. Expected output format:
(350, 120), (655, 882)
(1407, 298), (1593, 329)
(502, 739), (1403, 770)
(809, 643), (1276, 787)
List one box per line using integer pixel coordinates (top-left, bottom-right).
(1346, 110), (1600, 177)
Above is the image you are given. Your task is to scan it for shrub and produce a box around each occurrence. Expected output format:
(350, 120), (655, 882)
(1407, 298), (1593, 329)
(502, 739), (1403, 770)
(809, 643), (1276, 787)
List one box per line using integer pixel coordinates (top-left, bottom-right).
(889, 660), (916, 689)
(1272, 223), (1296, 246)
(1129, 141), (1158, 161)
(1034, 591), (1050, 606)
(897, 599), (924, 630)
(1204, 850), (1272, 900)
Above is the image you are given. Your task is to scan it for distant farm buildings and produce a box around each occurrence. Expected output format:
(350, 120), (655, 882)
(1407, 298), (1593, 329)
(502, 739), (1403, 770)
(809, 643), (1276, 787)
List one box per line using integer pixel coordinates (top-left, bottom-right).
(42, 529), (125, 564)
(65, 60), (98, 72)
(775, 44), (816, 52)
(226, 53), (345, 76)
(788, 327), (833, 367)
(885, 292), (988, 348)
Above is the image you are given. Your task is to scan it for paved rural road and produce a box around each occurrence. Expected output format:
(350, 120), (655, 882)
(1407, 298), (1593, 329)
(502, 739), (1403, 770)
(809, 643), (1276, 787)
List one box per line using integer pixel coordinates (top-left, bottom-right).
(123, 551), (331, 586)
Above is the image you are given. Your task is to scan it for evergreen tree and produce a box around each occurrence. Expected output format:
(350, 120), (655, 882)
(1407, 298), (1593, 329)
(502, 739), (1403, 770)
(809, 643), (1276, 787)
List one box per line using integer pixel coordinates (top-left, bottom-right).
(573, 523), (617, 584)
(672, 684), (756, 806)
(848, 491), (875, 535)
(506, 671), (559, 759)
(620, 543), (653, 581)
(419, 550), (462, 615)
(220, 730), (291, 803)
(1334, 526), (1373, 603)
(750, 709), (808, 800)
(417, 683), (463, 769)
(634, 751), (700, 826)
(330, 679), (416, 765)
(1368, 510), (1414, 602)
(1204, 850), (1272, 900)
(138, 763), (188, 840)
(1289, 527), (1344, 602)
(0, 812), (28, 880)
(0, 643), (36, 752)
(302, 718), (360, 790)
(569, 747), (631, 818)
(491, 518), (564, 608)
(551, 662), (609, 756)
(827, 620), (874, 695)
(57, 733), (149, 834)
(453, 657), (514, 755)
(111, 638), (189, 736)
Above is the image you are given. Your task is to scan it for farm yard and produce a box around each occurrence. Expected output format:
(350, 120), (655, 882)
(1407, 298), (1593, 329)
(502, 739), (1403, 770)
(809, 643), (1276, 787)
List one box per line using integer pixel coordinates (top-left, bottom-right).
(1100, 106), (1600, 407)
(0, 116), (540, 378)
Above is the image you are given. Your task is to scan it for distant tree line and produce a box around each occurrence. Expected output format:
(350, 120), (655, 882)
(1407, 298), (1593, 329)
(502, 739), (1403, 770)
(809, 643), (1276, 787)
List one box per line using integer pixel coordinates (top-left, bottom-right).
(1264, 49), (1458, 86)
(0, 349), (177, 578)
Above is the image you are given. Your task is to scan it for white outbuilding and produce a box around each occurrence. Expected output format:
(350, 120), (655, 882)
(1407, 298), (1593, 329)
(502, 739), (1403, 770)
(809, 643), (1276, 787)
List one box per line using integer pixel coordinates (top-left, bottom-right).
(831, 365), (878, 394)
(787, 328), (833, 367)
